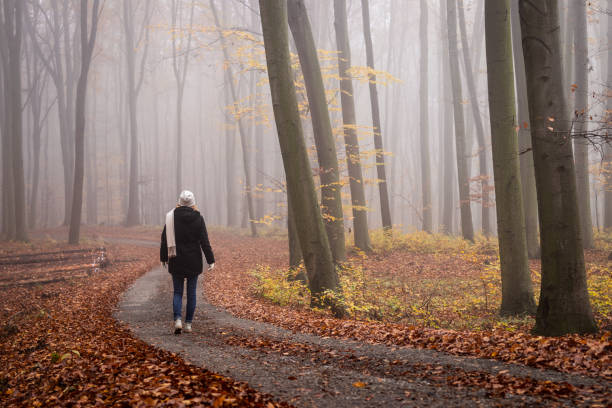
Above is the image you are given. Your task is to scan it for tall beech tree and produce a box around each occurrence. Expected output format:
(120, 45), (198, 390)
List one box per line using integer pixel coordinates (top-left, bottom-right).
(68, 0), (101, 244)
(510, 0), (540, 258)
(416, 0), (432, 233)
(287, 0), (346, 262)
(333, 0), (372, 251)
(446, 0), (474, 242)
(572, 0), (594, 248)
(484, 0), (536, 315)
(258, 0), (339, 305)
(519, 0), (597, 335)
(360, 0), (393, 232)
(0, 24), (15, 239)
(0, 0), (26, 241)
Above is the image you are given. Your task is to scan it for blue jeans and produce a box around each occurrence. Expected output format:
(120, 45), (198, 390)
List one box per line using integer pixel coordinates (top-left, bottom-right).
(171, 274), (199, 323)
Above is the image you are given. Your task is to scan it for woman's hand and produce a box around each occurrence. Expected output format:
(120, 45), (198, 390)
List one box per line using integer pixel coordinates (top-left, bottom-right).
(208, 263), (215, 271)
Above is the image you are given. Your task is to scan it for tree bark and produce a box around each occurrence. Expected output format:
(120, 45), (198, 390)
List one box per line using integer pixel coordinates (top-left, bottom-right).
(68, 0), (100, 244)
(510, 0), (540, 258)
(259, 0), (339, 303)
(287, 0), (346, 263)
(334, 0), (372, 251)
(360, 0), (393, 232)
(572, 0), (594, 248)
(519, 0), (597, 336)
(485, 0), (536, 315)
(446, 0), (474, 242)
(457, 0), (491, 236)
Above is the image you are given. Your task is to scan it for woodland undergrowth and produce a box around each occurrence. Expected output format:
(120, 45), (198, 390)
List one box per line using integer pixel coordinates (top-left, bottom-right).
(252, 229), (612, 333)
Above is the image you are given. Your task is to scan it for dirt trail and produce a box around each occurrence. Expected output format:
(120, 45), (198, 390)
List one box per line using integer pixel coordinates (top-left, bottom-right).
(113, 235), (609, 407)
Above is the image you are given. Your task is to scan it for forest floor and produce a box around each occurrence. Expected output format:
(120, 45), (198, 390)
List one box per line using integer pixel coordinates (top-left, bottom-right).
(1, 226), (610, 406)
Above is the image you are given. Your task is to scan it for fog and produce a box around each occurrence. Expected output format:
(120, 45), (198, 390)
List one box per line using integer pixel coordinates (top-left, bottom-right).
(1, 0), (610, 240)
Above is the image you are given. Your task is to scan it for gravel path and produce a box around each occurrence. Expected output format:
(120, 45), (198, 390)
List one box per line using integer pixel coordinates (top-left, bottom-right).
(114, 260), (609, 407)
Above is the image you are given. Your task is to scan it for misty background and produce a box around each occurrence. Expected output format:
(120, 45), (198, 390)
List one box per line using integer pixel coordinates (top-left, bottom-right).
(1, 0), (610, 237)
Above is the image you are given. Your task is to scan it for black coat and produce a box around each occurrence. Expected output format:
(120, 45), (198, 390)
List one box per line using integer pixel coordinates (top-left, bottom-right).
(160, 206), (215, 278)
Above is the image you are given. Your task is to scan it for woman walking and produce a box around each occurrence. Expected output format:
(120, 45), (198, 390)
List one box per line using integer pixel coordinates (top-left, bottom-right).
(161, 190), (215, 334)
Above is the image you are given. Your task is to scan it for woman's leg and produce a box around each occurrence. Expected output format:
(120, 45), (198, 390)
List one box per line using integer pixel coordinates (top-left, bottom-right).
(185, 274), (199, 323)
(171, 274), (184, 321)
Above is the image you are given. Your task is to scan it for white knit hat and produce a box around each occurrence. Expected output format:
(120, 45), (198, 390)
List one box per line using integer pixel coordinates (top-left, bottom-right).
(178, 190), (196, 207)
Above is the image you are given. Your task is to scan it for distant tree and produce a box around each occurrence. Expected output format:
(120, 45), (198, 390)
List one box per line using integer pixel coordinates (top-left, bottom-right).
(223, 78), (238, 228)
(360, 0), (393, 233)
(28, 1), (80, 226)
(484, 0), (536, 315)
(258, 0), (340, 306)
(439, 0), (455, 235)
(0, 0), (27, 241)
(510, 0), (540, 258)
(210, 0), (258, 237)
(446, 0), (474, 242)
(572, 0), (594, 248)
(0, 26), (14, 239)
(68, 0), (101, 244)
(124, 0), (153, 226)
(171, 0), (195, 196)
(287, 0), (346, 262)
(333, 0), (372, 251)
(519, 0), (597, 335)
(457, 0), (491, 236)
(605, 0), (612, 231)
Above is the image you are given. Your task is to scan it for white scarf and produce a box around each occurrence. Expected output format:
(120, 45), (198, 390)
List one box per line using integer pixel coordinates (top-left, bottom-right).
(165, 208), (177, 258)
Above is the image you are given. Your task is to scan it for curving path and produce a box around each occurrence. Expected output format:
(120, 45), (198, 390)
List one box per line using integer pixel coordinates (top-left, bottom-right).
(113, 238), (607, 407)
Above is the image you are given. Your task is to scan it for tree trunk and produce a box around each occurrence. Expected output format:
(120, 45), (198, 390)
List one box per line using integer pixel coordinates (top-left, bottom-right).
(224, 83), (238, 227)
(485, 0), (536, 315)
(287, 0), (346, 263)
(360, 0), (393, 232)
(2, 0), (27, 241)
(457, 0), (491, 236)
(439, 0), (454, 235)
(0, 23), (16, 239)
(446, 0), (474, 242)
(334, 0), (371, 251)
(572, 0), (594, 248)
(519, 0), (597, 336)
(86, 92), (97, 225)
(416, 0), (432, 232)
(510, 0), (540, 258)
(68, 0), (99, 244)
(259, 0), (339, 304)
(288, 194), (303, 269)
